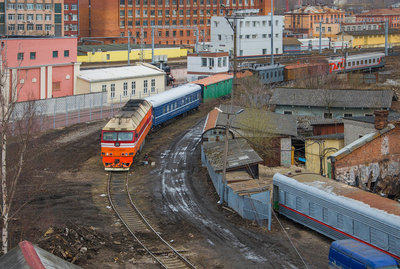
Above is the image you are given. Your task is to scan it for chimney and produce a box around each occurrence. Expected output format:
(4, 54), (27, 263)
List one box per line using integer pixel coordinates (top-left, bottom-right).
(374, 110), (389, 130)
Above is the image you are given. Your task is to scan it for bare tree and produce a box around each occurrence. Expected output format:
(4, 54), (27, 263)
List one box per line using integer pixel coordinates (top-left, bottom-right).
(0, 45), (37, 254)
(235, 75), (273, 110)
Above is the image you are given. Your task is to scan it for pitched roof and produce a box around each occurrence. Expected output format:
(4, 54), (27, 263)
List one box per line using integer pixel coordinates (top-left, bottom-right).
(0, 241), (82, 269)
(306, 133), (344, 140)
(202, 139), (263, 172)
(343, 113), (400, 124)
(310, 118), (343, 125)
(358, 8), (400, 16)
(191, 74), (233, 86)
(217, 105), (298, 137)
(269, 88), (394, 109)
(330, 124), (395, 160)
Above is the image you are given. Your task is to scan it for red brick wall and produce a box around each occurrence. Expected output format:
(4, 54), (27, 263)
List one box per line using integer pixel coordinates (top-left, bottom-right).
(336, 126), (400, 168)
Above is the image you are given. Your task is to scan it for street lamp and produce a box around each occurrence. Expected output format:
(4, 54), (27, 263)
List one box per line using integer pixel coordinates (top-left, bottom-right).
(215, 107), (244, 204)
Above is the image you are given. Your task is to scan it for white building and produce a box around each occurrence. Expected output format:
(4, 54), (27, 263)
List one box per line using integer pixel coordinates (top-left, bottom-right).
(187, 52), (229, 82)
(76, 63), (165, 103)
(210, 13), (284, 57)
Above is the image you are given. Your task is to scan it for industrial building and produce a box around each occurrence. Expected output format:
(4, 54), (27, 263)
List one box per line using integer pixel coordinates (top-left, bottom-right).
(78, 0), (272, 45)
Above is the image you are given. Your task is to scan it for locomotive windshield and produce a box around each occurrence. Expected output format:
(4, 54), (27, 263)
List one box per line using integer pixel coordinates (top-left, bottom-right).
(102, 131), (133, 141)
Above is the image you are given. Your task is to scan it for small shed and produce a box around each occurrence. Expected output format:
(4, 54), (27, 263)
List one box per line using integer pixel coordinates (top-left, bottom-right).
(0, 240), (82, 269)
(283, 37), (302, 54)
(192, 74), (233, 101)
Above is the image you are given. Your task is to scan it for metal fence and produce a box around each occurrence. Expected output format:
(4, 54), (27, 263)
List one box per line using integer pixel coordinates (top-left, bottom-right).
(11, 92), (126, 133)
(201, 145), (272, 230)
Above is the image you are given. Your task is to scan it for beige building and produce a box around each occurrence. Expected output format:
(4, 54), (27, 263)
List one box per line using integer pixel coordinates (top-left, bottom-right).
(305, 134), (344, 177)
(1, 0), (64, 36)
(77, 63), (166, 104)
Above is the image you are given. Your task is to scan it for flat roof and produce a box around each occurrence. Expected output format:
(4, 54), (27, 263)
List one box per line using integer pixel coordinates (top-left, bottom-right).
(78, 65), (164, 83)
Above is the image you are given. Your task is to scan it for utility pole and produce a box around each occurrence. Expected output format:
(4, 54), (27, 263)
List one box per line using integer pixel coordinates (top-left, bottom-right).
(271, 0), (274, 65)
(385, 19), (389, 56)
(319, 20), (322, 54)
(221, 5), (242, 110)
(128, 31), (131, 65)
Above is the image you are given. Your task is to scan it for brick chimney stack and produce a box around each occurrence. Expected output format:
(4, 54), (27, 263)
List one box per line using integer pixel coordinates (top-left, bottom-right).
(374, 110), (389, 130)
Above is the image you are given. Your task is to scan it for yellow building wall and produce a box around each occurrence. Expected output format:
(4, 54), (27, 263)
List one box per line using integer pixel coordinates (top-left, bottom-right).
(305, 139), (344, 176)
(313, 23), (341, 38)
(78, 47), (188, 63)
(350, 33), (400, 48)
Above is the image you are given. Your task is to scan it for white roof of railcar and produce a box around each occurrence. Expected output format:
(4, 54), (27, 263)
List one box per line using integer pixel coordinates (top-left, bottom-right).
(329, 52), (385, 61)
(78, 65), (164, 83)
(145, 83), (201, 107)
(273, 173), (400, 229)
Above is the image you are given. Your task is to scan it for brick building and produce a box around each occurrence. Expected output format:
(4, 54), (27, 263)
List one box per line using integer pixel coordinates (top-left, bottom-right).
(0, 0), (64, 36)
(0, 37), (80, 101)
(64, 0), (79, 36)
(79, 0), (272, 45)
(356, 8), (400, 29)
(329, 111), (400, 199)
(284, 6), (345, 38)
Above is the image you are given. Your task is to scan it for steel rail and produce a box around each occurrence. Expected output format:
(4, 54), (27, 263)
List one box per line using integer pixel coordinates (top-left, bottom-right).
(107, 172), (196, 269)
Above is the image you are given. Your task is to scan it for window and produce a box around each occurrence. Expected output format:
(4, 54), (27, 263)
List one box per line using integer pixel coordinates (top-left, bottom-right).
(36, 24), (43, 30)
(123, 82), (128, 96)
(131, 81), (136, 95)
(223, 57), (227, 67)
(17, 3), (24, 10)
(27, 24), (34, 31)
(27, 3), (34, 10)
(30, 52), (36, 60)
(284, 111), (292, 115)
(218, 57), (222, 67)
(64, 50), (69, 57)
(17, 24), (24, 30)
(111, 84), (115, 98)
(36, 14), (43, 20)
(209, 58), (214, 67)
(64, 14), (69, 21)
(102, 85), (107, 92)
(201, 58), (207, 67)
(71, 14), (78, 21)
(45, 4), (52, 10)
(45, 14), (51, 21)
(45, 24), (51, 31)
(324, 112), (332, 119)
(144, 80), (148, 93)
(52, 51), (58, 58)
(17, 52), (24, 61)
(8, 3), (15, 9)
(106, 54), (110, 60)
(343, 113), (352, 117)
(151, 79), (155, 92)
(17, 14), (24, 21)
(64, 4), (69, 10)
(36, 4), (43, 10)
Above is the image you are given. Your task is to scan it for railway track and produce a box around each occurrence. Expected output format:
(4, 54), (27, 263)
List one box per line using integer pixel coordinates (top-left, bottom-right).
(107, 172), (196, 269)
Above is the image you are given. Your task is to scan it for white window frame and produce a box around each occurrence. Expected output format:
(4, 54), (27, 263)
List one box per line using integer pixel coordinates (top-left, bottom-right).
(144, 80), (148, 94)
(151, 79), (155, 92)
(111, 84), (115, 98)
(123, 82), (128, 96)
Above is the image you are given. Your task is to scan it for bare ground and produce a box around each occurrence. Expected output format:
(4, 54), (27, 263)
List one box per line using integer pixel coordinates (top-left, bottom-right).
(8, 100), (331, 268)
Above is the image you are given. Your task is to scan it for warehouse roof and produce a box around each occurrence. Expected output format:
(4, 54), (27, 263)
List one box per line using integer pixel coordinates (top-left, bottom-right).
(78, 43), (177, 53)
(217, 105), (297, 137)
(192, 74), (233, 86)
(202, 139), (263, 172)
(0, 241), (82, 269)
(270, 88), (394, 109)
(78, 65), (164, 82)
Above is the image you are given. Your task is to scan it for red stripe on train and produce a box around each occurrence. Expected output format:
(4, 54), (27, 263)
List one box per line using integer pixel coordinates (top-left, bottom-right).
(279, 203), (400, 260)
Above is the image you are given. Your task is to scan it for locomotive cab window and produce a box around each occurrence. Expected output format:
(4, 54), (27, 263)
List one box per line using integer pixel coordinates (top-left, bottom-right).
(102, 132), (133, 141)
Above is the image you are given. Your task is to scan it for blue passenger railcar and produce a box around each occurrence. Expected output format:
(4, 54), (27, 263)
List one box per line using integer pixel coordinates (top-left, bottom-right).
(145, 83), (202, 126)
(272, 173), (400, 261)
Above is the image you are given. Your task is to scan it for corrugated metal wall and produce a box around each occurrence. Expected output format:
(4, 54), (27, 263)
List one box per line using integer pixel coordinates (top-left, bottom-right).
(202, 146), (272, 229)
